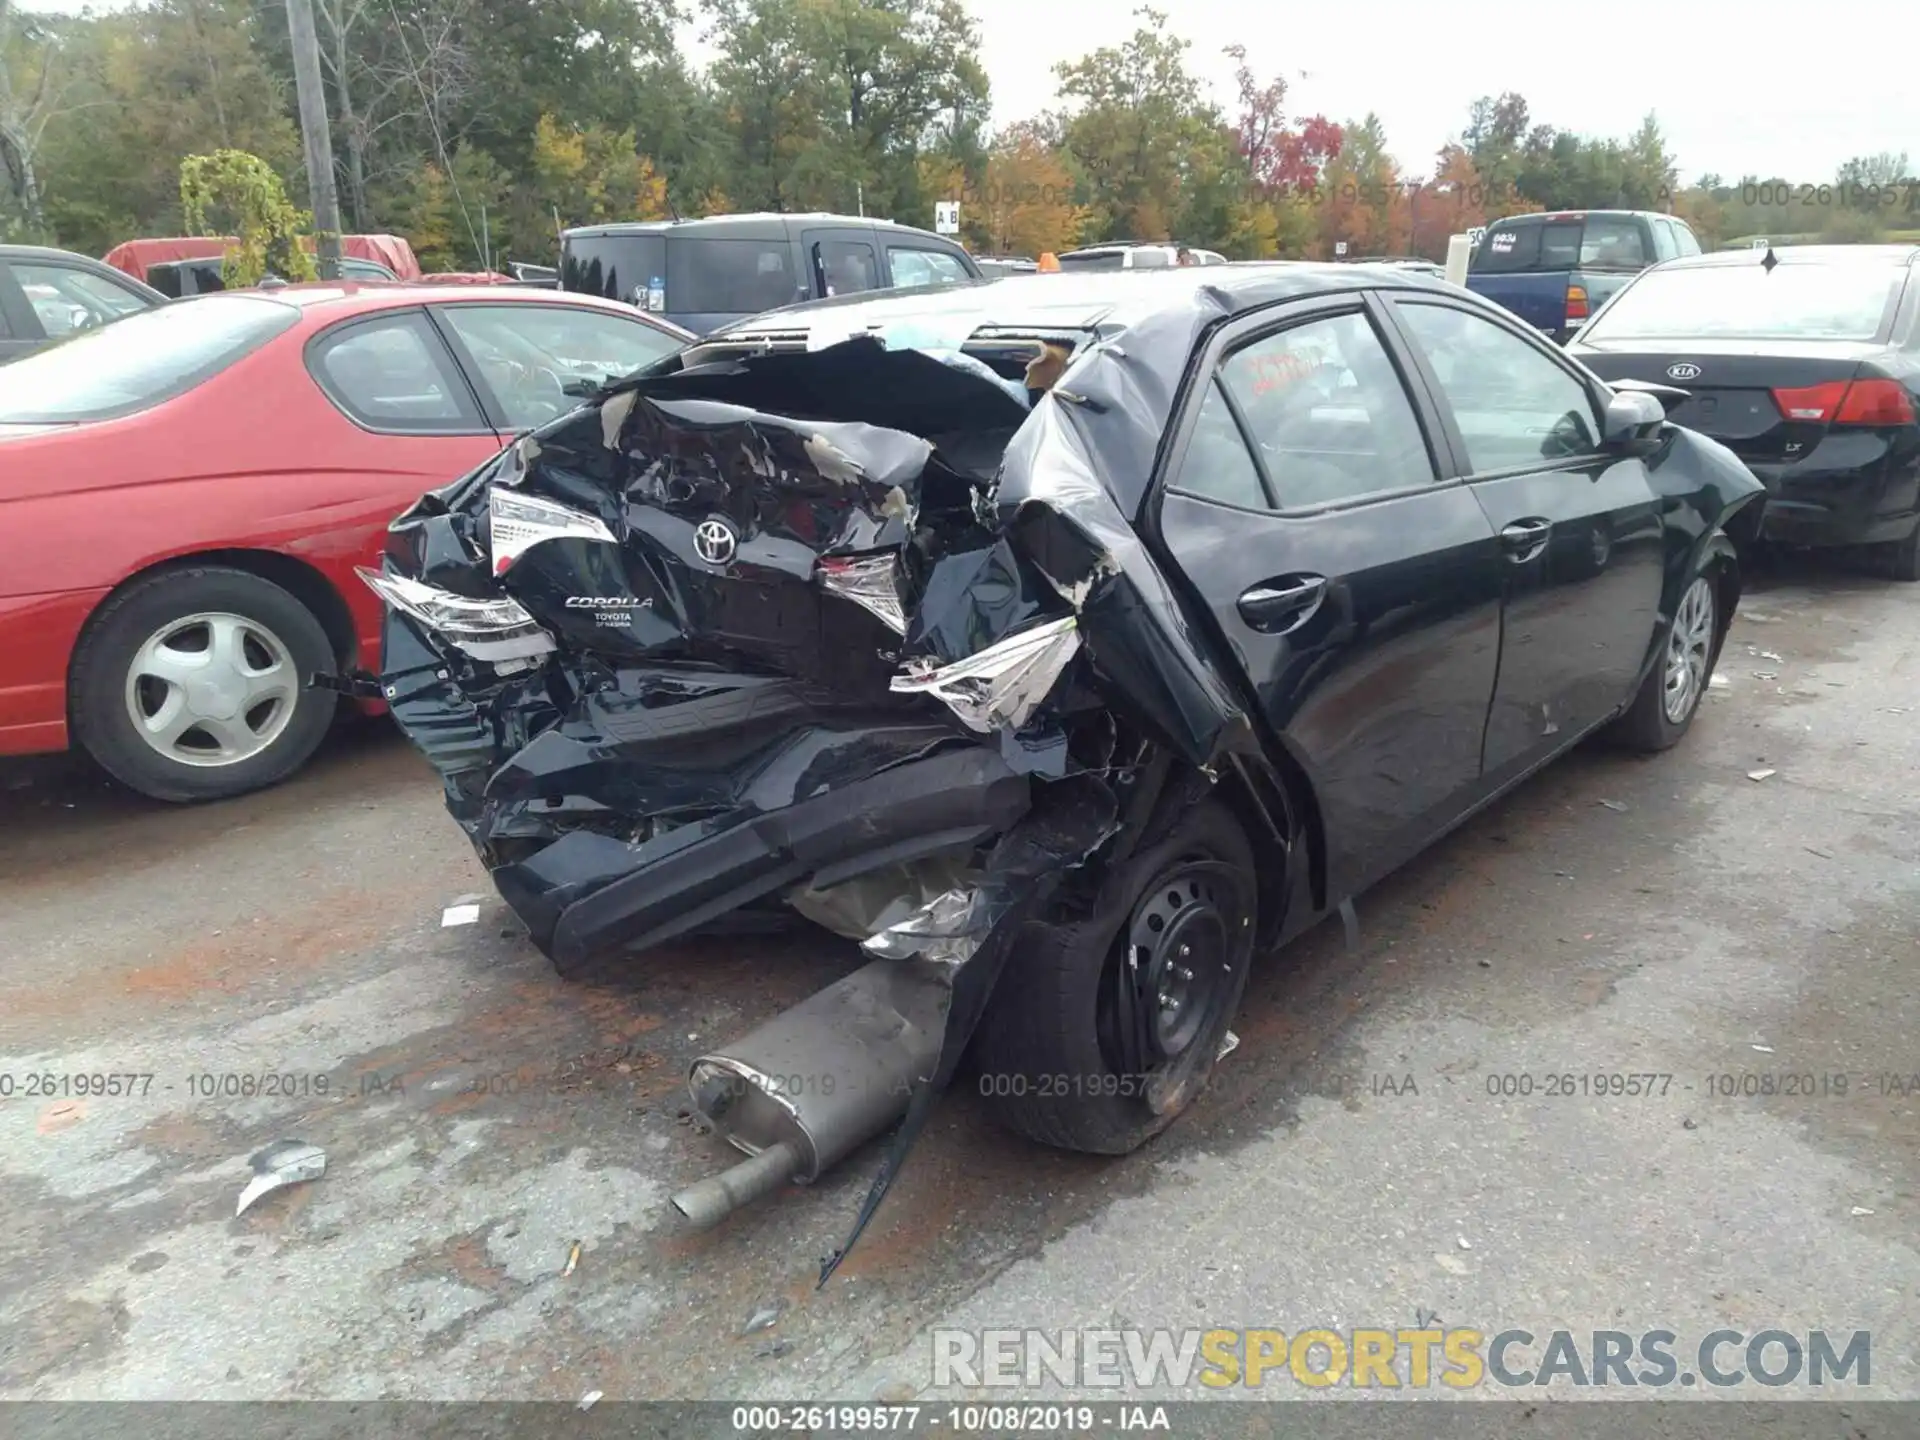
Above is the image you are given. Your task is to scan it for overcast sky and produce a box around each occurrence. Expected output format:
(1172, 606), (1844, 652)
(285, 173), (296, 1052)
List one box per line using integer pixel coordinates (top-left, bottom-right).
(31, 0), (1907, 184)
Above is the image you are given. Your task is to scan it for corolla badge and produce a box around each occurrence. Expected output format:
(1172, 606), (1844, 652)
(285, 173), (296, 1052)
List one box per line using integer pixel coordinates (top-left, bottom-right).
(1666, 362), (1702, 380)
(694, 518), (739, 566)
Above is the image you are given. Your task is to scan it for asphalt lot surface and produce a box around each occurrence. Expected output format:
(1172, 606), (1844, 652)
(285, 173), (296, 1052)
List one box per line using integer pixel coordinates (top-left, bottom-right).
(1, 556), (1916, 1407)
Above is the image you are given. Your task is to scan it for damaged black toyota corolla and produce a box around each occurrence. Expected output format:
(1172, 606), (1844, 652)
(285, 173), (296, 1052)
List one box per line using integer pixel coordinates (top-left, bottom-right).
(346, 266), (1764, 1281)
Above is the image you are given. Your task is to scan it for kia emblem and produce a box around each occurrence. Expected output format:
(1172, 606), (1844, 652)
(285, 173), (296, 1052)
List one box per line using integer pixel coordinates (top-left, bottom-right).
(1666, 362), (1702, 381)
(693, 518), (738, 566)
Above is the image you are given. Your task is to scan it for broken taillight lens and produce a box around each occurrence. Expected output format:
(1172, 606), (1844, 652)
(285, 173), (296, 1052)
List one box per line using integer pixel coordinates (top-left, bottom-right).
(356, 567), (556, 664)
(487, 487), (618, 576)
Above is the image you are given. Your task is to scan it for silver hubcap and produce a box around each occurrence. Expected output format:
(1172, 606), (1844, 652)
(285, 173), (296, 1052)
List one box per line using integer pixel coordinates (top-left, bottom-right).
(124, 611), (298, 767)
(1662, 577), (1716, 724)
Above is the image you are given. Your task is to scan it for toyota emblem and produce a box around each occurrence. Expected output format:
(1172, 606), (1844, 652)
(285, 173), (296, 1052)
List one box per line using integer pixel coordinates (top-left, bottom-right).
(694, 518), (738, 566)
(1666, 362), (1702, 381)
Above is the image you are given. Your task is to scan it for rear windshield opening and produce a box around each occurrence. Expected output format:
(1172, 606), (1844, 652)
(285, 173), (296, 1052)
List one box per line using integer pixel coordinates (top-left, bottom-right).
(561, 234), (668, 307)
(0, 294), (299, 424)
(1472, 217), (1651, 273)
(1583, 263), (1904, 342)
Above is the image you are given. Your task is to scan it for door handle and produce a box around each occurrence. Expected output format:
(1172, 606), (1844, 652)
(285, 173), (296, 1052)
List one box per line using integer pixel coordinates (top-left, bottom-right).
(1238, 575), (1328, 632)
(1500, 518), (1553, 562)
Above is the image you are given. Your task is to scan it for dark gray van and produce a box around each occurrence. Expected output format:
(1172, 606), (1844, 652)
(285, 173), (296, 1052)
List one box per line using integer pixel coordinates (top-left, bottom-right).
(559, 213), (983, 335)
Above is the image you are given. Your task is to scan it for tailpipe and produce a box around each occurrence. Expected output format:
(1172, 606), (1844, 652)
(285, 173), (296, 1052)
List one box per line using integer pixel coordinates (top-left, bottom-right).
(668, 957), (949, 1229)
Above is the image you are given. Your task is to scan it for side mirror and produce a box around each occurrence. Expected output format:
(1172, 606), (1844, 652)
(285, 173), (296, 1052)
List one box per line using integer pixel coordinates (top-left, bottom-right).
(1602, 388), (1666, 455)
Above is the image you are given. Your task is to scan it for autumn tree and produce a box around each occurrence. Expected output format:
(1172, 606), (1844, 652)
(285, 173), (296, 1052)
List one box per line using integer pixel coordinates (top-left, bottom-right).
(977, 125), (1084, 256)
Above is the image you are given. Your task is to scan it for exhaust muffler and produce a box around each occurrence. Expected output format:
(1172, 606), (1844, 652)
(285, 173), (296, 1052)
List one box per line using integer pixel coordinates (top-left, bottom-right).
(670, 957), (949, 1228)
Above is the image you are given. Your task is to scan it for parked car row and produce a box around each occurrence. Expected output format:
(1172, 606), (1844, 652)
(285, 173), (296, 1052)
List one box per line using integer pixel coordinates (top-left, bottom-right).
(3, 211), (1915, 809)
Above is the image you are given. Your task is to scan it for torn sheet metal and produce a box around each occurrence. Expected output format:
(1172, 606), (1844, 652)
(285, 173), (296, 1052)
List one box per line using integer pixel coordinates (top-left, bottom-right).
(235, 1140), (325, 1216)
(890, 615), (1082, 733)
(361, 302), (1265, 1275)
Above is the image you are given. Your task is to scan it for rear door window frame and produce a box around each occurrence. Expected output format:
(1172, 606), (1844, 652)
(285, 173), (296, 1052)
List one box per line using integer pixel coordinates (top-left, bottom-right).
(304, 307), (491, 436)
(1156, 291), (1457, 518)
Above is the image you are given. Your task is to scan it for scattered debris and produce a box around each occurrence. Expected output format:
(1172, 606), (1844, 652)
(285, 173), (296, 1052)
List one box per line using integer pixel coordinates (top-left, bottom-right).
(1681, 1117), (1698, 1130)
(235, 1140), (326, 1217)
(1747, 769), (1776, 782)
(1596, 799), (1628, 812)
(440, 903), (481, 927)
(1758, 650), (1783, 662)
(1752, 671), (1778, 681)
(1850, 1207), (1875, 1218)
(1415, 1307), (1442, 1329)
(1805, 846), (1833, 859)
(1476, 958), (1492, 968)
(1751, 1044), (1774, 1053)
(743, 1304), (783, 1335)
(1216, 1030), (1241, 1062)
(755, 1339), (795, 1359)
(1709, 674), (1731, 689)
(562, 1240), (583, 1277)
(577, 1390), (603, 1412)
(1456, 1236), (1473, 1251)
(1436, 1252), (1469, 1276)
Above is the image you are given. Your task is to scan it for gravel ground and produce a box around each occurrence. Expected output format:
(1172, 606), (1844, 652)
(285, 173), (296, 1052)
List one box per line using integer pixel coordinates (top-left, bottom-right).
(1, 557), (1914, 1410)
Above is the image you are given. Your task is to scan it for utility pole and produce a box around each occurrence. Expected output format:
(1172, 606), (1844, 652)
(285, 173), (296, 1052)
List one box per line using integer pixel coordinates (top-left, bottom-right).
(284, 0), (343, 279)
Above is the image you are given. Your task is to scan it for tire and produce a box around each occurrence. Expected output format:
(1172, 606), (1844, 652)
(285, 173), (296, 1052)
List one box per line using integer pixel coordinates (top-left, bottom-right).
(1884, 522), (1920, 582)
(69, 566), (338, 803)
(1610, 565), (1721, 753)
(972, 798), (1257, 1155)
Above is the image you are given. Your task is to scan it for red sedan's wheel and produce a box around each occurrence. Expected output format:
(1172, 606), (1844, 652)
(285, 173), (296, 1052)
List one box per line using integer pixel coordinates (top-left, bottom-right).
(69, 566), (338, 803)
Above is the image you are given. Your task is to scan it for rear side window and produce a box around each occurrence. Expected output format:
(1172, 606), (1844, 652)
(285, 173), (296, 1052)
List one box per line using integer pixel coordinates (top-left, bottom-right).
(1216, 309), (1436, 508)
(816, 240), (879, 297)
(1672, 223), (1702, 257)
(1173, 380), (1269, 508)
(668, 237), (800, 315)
(1581, 218), (1649, 268)
(0, 293), (298, 423)
(1059, 251), (1126, 271)
(1473, 225), (1539, 272)
(308, 312), (483, 432)
(561, 234), (668, 307)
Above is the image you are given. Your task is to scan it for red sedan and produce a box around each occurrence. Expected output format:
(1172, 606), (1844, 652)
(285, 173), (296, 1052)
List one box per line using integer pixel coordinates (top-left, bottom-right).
(0, 283), (692, 801)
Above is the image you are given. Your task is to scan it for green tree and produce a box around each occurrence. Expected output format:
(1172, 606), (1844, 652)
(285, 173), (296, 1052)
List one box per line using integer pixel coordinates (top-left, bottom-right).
(1050, 7), (1218, 243)
(179, 148), (316, 283)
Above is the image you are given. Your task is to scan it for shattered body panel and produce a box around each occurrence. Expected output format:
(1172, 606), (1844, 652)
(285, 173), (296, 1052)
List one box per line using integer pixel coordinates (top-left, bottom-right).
(364, 267), (1763, 1275)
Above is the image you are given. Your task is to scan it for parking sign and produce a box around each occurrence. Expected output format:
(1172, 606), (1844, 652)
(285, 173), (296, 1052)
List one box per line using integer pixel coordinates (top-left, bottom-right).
(934, 201), (960, 235)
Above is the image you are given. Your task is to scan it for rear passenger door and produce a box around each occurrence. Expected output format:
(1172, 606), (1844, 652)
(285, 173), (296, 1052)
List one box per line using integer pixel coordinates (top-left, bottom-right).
(802, 225), (883, 299)
(1151, 293), (1507, 898)
(1383, 296), (1666, 785)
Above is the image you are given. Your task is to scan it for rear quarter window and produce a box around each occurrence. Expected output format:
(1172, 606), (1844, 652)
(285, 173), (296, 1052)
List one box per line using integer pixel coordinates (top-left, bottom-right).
(0, 294), (298, 423)
(668, 237), (802, 315)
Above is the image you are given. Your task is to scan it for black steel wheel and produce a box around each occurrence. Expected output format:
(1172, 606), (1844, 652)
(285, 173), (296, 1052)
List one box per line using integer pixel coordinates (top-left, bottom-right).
(973, 798), (1257, 1155)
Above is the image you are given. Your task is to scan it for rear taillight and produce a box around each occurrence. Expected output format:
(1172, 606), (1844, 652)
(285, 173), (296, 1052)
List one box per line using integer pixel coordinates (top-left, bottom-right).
(1835, 378), (1917, 427)
(1772, 382), (1848, 422)
(1772, 379), (1918, 427)
(1565, 284), (1589, 322)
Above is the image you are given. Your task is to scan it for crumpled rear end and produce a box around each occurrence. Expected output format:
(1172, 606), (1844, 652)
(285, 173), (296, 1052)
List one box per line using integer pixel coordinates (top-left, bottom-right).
(361, 327), (1262, 1278)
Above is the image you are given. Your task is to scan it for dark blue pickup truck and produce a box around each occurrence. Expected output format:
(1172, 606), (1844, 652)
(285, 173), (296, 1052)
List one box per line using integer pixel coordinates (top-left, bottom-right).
(1466, 210), (1703, 343)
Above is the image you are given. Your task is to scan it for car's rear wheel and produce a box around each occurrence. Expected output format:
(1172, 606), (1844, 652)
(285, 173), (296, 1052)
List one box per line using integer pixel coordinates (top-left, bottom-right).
(70, 566), (338, 803)
(1610, 567), (1720, 753)
(972, 798), (1257, 1155)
